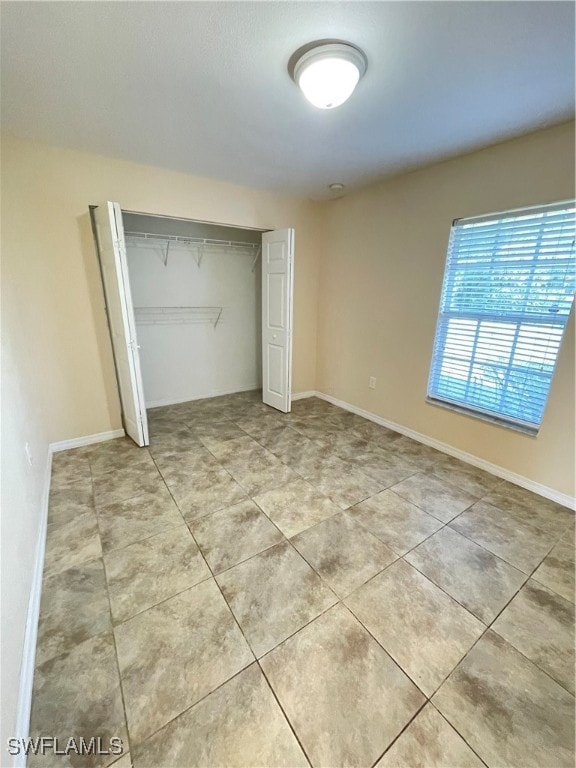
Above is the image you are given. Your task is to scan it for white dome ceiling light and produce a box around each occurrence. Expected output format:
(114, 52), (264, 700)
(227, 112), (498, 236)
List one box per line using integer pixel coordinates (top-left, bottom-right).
(289, 41), (367, 110)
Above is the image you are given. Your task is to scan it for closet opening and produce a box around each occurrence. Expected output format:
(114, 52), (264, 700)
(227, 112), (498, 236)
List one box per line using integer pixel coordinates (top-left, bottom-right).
(91, 202), (294, 447)
(123, 211), (265, 410)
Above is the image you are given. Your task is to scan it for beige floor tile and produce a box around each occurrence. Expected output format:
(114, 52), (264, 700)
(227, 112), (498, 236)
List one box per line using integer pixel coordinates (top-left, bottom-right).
(348, 490), (443, 555)
(295, 450), (355, 481)
(300, 457), (383, 509)
(349, 448), (417, 487)
(433, 630), (575, 768)
(151, 446), (219, 477)
(147, 405), (183, 425)
(105, 526), (210, 623)
(44, 511), (102, 577)
(375, 703), (484, 768)
(132, 664), (307, 768)
(217, 540), (337, 657)
(450, 501), (557, 573)
(483, 482), (575, 537)
(207, 434), (273, 463)
(289, 416), (342, 440)
(232, 413), (285, 439)
(226, 457), (299, 496)
(313, 431), (370, 462)
(148, 418), (196, 438)
(29, 633), (128, 768)
(115, 579), (253, 744)
(391, 472), (477, 522)
(190, 499), (284, 573)
(253, 477), (341, 537)
(289, 397), (336, 417)
(432, 457), (501, 497)
(492, 579), (575, 694)
(255, 425), (307, 456)
(47, 478), (94, 528)
(36, 560), (111, 666)
(148, 426), (202, 457)
(194, 421), (248, 451)
(533, 537), (575, 602)
(92, 463), (163, 508)
(50, 449), (92, 490)
(385, 437), (451, 473)
(406, 526), (527, 623)
(323, 410), (363, 430)
(364, 445), (419, 476)
(346, 560), (484, 696)
(261, 604), (425, 768)
(165, 466), (247, 521)
(110, 753), (132, 768)
(351, 420), (402, 447)
(291, 512), (397, 598)
(273, 438), (330, 473)
(97, 485), (183, 552)
(87, 438), (155, 476)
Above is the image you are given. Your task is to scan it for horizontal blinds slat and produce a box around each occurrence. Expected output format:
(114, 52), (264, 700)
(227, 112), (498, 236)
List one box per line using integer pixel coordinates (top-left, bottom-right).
(456, 205), (576, 227)
(429, 202), (575, 428)
(454, 219), (575, 237)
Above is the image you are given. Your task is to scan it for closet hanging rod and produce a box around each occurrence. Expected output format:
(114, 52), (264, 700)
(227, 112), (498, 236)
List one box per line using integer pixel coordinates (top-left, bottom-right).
(124, 231), (260, 250)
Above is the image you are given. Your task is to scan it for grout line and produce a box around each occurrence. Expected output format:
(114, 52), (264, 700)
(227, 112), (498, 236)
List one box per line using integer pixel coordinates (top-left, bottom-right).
(427, 702), (490, 768)
(92, 493), (135, 765)
(337, 599), (433, 708)
(256, 661), (313, 767)
(108, 573), (214, 629)
(100, 519), (187, 557)
(368, 700), (429, 768)
(125, 661), (256, 752)
(401, 554), (528, 628)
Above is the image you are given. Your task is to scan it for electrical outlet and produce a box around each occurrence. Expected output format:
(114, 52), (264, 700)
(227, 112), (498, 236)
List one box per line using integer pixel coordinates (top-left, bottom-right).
(25, 442), (33, 467)
(369, 376), (376, 389)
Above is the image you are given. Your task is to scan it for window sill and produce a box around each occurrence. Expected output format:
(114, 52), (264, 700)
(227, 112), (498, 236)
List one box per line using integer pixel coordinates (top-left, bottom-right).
(425, 397), (539, 437)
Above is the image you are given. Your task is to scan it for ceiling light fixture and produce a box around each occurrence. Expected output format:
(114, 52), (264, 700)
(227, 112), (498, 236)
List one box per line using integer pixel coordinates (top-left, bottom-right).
(289, 40), (367, 110)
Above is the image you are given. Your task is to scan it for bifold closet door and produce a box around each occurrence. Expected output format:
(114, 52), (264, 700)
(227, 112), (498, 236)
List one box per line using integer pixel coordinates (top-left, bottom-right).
(262, 228), (294, 413)
(92, 202), (149, 447)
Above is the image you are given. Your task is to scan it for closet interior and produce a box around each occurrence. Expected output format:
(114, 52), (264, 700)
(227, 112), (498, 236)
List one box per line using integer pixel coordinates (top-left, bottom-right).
(122, 212), (263, 408)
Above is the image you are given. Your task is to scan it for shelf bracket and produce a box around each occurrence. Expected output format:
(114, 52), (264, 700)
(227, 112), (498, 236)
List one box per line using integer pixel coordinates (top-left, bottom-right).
(251, 245), (261, 272)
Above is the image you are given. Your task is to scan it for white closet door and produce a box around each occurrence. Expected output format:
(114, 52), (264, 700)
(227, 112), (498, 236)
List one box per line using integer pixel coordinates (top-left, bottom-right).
(262, 228), (294, 412)
(93, 202), (149, 446)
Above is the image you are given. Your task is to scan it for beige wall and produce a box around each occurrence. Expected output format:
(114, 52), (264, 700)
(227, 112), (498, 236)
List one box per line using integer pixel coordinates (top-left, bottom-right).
(0, 136), (322, 749)
(317, 121), (575, 498)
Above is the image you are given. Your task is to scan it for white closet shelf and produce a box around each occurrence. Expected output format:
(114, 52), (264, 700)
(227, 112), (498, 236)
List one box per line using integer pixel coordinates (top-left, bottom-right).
(125, 231), (261, 268)
(134, 306), (224, 328)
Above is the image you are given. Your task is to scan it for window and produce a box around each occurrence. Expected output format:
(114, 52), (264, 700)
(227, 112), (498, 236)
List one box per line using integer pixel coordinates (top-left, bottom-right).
(428, 201), (575, 433)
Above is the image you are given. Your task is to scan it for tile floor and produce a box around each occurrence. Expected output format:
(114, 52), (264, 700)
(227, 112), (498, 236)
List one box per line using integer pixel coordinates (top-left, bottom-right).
(31, 391), (575, 768)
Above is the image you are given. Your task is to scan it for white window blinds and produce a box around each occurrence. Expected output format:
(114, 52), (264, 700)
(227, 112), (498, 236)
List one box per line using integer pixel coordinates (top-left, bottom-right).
(428, 201), (576, 433)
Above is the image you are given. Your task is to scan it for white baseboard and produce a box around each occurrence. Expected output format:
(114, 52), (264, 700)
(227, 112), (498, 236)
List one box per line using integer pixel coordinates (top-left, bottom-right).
(291, 390), (317, 401)
(13, 451), (52, 768)
(147, 383), (261, 409)
(49, 429), (125, 453)
(300, 391), (575, 511)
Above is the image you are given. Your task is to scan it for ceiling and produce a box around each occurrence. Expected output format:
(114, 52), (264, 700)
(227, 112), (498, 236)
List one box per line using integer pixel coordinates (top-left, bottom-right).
(1, 1), (574, 199)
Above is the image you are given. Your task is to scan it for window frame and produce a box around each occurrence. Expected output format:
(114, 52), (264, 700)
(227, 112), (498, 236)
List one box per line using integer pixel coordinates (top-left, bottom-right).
(427, 200), (576, 436)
